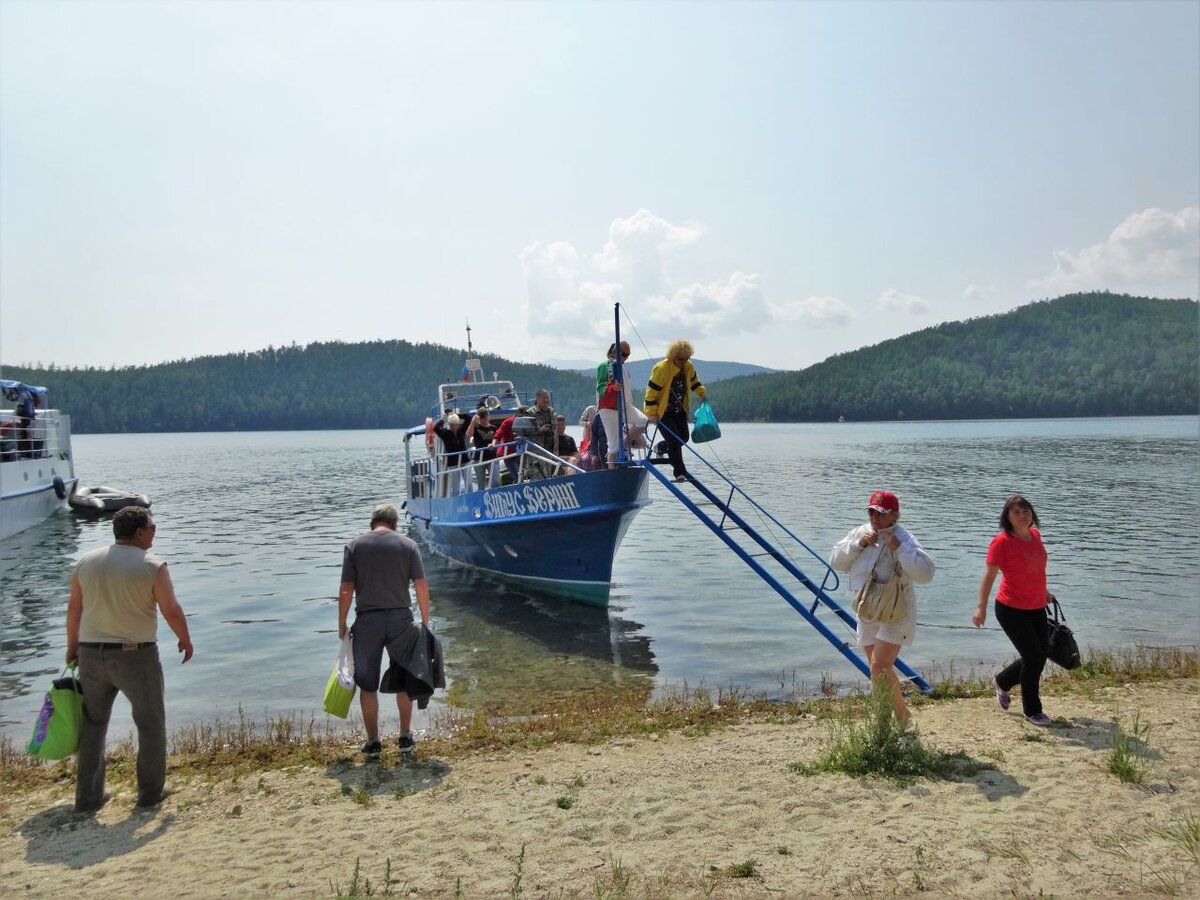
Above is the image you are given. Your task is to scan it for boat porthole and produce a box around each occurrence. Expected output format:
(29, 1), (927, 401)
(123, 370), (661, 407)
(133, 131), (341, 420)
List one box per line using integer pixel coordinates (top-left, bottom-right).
(53, 476), (67, 500)
(503, 544), (519, 558)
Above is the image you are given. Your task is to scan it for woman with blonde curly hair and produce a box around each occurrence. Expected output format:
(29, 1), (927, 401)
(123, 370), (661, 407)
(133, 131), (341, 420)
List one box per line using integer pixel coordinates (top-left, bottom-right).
(643, 339), (706, 482)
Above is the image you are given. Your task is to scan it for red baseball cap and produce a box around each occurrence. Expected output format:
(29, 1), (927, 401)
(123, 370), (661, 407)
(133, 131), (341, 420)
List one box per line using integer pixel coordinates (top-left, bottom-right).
(866, 490), (899, 514)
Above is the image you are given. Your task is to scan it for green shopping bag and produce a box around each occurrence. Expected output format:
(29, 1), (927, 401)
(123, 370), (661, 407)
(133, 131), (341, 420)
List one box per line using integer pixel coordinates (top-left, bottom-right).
(28, 666), (84, 760)
(323, 635), (356, 719)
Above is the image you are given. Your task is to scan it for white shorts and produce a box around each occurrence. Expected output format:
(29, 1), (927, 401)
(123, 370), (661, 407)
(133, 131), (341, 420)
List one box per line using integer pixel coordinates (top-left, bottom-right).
(857, 604), (916, 649)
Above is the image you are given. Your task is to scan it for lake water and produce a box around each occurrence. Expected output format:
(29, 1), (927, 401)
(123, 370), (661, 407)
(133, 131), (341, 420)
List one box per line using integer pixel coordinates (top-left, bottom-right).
(1, 417), (1197, 738)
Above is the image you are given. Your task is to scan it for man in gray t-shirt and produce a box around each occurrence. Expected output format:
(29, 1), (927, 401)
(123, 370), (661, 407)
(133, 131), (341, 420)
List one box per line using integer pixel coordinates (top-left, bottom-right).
(338, 503), (429, 758)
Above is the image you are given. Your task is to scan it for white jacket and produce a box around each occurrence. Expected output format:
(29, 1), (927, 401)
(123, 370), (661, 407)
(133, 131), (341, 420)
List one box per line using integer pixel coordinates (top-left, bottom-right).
(829, 524), (936, 607)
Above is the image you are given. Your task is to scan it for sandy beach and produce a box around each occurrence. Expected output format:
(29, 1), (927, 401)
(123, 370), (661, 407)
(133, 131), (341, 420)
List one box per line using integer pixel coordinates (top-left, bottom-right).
(2, 678), (1197, 898)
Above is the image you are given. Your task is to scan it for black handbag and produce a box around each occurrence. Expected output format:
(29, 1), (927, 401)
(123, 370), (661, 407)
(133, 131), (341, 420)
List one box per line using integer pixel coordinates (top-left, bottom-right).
(1046, 597), (1081, 670)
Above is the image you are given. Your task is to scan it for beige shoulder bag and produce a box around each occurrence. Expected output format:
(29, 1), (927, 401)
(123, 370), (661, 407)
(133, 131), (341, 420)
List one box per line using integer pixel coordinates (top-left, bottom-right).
(852, 546), (907, 624)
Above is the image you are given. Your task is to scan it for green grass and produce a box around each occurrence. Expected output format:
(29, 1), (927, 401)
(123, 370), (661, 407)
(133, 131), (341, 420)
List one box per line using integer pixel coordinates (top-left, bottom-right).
(790, 683), (987, 784)
(330, 857), (394, 897)
(509, 843), (527, 899)
(1151, 812), (1199, 866)
(726, 858), (758, 878)
(1109, 710), (1152, 784)
(555, 795), (575, 810)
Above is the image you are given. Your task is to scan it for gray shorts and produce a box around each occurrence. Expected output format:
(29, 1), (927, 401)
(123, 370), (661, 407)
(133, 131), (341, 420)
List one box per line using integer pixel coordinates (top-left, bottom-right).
(351, 607), (415, 691)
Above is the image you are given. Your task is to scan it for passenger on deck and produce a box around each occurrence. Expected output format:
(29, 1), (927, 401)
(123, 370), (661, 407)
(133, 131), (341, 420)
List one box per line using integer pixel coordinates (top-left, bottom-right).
(491, 406), (529, 485)
(529, 389), (557, 452)
(432, 412), (470, 494)
(578, 405), (597, 456)
(578, 411), (607, 471)
(597, 342), (649, 468)
(644, 339), (705, 483)
(14, 385), (41, 458)
(465, 406), (498, 489)
(552, 414), (580, 473)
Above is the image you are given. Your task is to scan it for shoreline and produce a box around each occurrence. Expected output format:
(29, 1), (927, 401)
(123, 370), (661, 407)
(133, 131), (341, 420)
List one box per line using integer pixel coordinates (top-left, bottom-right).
(2, 660), (1197, 897)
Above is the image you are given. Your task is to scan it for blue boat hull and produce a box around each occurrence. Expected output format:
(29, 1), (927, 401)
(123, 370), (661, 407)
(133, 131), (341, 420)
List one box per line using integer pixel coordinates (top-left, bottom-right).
(405, 466), (650, 606)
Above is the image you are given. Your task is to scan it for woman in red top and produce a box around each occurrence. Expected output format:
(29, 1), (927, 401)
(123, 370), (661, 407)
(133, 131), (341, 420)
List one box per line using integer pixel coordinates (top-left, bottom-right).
(972, 495), (1055, 726)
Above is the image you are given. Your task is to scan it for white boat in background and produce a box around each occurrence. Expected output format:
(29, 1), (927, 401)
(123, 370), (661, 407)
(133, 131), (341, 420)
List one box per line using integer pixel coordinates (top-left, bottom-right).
(0, 380), (78, 541)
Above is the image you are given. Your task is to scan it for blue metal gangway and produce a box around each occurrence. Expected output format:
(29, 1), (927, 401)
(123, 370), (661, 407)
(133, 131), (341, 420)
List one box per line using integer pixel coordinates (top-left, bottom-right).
(636, 427), (932, 694)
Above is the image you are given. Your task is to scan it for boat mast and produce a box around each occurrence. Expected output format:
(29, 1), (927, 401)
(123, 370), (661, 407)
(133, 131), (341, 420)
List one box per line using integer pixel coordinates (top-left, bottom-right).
(613, 303), (630, 464)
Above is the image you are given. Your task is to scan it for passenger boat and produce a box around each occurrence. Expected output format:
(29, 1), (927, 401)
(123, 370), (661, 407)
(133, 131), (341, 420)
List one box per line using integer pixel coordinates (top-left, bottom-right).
(0, 380), (79, 541)
(68, 486), (152, 514)
(402, 341), (650, 607)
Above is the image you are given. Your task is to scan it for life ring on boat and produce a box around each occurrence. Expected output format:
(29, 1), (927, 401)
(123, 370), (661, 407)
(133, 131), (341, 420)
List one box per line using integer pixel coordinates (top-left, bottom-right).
(425, 417), (435, 454)
(53, 476), (67, 500)
(481, 394), (502, 411)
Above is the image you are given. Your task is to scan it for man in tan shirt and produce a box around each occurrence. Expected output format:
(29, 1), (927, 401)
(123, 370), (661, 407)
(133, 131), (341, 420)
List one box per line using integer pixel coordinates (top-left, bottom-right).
(66, 506), (193, 813)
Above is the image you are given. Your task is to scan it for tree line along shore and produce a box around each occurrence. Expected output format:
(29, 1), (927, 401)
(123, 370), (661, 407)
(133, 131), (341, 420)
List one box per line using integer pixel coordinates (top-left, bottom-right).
(2, 292), (1195, 434)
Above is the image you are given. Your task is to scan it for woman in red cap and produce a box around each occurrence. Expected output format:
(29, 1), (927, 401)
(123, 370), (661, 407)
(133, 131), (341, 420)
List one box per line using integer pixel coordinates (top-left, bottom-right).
(972, 495), (1054, 726)
(830, 489), (936, 729)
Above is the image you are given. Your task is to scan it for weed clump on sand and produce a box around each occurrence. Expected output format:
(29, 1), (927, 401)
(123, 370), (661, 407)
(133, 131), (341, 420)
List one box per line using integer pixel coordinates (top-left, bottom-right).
(1108, 710), (1152, 784)
(330, 856), (396, 897)
(791, 683), (984, 784)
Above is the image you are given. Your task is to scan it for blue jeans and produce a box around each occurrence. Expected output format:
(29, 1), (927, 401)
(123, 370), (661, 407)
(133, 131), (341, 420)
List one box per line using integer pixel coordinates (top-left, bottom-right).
(76, 644), (166, 810)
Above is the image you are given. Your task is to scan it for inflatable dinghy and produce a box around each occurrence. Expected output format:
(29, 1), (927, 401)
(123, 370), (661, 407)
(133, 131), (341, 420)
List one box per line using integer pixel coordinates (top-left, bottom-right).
(68, 486), (152, 514)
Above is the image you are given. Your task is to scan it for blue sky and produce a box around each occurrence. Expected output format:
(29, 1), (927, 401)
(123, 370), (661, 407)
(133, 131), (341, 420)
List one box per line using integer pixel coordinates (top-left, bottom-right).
(1, 1), (1196, 372)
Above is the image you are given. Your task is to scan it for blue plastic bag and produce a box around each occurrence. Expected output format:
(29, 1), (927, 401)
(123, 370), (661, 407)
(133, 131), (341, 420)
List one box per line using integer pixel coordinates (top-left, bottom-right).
(691, 401), (721, 443)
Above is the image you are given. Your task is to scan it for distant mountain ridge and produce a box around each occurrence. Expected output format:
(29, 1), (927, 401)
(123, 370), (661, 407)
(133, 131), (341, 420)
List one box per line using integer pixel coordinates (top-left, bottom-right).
(712, 292), (1198, 421)
(2, 292), (1194, 432)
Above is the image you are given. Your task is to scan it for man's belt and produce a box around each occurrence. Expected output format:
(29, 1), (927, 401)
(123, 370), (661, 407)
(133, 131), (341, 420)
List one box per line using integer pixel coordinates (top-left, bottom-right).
(78, 641), (156, 650)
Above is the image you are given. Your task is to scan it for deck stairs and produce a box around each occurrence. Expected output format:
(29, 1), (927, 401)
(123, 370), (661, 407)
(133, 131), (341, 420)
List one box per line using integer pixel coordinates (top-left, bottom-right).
(636, 440), (933, 694)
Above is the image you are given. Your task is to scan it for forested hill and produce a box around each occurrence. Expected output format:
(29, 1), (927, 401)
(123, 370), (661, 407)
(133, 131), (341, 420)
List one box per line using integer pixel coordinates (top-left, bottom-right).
(2, 292), (1195, 432)
(1, 342), (597, 434)
(713, 293), (1198, 422)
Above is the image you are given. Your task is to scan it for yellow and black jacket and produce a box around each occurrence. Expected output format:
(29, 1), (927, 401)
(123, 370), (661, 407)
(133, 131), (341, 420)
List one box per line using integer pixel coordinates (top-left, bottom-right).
(644, 358), (706, 418)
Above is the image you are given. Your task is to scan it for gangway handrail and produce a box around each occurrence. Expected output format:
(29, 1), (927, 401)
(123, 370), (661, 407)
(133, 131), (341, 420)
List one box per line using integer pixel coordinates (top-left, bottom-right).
(652, 421), (841, 595)
(643, 424), (932, 694)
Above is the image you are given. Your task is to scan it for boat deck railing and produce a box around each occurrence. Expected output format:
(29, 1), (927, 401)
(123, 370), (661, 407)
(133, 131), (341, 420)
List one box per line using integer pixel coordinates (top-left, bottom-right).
(643, 421), (932, 694)
(406, 435), (587, 501)
(429, 379), (541, 421)
(0, 411), (70, 464)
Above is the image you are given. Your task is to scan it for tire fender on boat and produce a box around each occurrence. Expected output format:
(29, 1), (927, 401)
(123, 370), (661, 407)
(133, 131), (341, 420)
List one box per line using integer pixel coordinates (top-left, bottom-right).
(53, 476), (67, 500)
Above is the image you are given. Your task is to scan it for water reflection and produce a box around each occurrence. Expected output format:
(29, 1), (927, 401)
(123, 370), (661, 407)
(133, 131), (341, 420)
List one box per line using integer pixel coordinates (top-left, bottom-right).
(422, 558), (657, 714)
(0, 512), (84, 712)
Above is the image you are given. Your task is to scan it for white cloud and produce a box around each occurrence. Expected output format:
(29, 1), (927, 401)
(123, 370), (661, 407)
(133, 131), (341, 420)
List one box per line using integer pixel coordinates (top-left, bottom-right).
(1035, 206), (1200, 294)
(878, 288), (930, 314)
(769, 295), (855, 327)
(522, 210), (790, 354)
(962, 284), (981, 301)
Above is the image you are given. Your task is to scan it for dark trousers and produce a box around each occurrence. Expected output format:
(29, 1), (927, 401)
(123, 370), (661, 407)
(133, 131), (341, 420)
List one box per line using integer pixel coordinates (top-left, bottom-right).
(660, 407), (690, 477)
(994, 601), (1049, 717)
(76, 644), (167, 810)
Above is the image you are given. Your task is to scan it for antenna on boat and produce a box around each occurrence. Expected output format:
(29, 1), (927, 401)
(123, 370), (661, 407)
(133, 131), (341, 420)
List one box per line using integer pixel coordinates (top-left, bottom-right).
(465, 319), (474, 356)
(613, 302), (631, 465)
